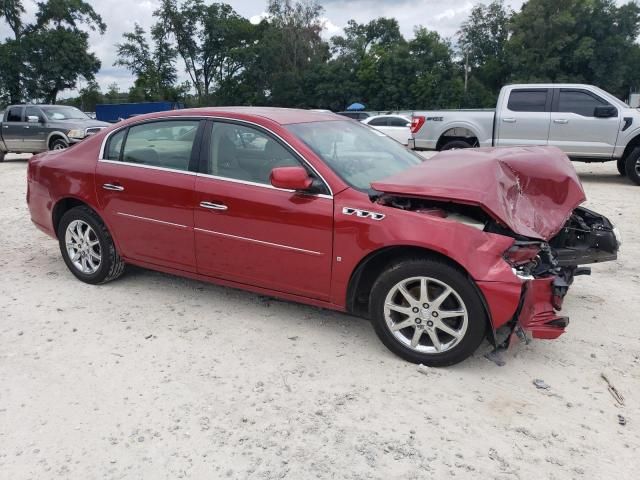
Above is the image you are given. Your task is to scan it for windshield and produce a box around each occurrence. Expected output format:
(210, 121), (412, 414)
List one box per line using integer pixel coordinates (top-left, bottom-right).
(287, 120), (422, 190)
(41, 106), (89, 121)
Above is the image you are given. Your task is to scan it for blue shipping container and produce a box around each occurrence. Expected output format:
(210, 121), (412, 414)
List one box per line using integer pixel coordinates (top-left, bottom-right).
(95, 102), (184, 123)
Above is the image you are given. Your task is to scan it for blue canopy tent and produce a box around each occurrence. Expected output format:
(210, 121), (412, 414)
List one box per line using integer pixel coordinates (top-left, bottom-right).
(346, 102), (365, 111)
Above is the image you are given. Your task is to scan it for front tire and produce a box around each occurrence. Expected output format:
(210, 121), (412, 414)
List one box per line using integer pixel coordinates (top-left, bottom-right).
(50, 138), (68, 151)
(0, 150), (5, 162)
(369, 258), (488, 366)
(617, 158), (626, 176)
(57, 206), (125, 284)
(625, 148), (640, 185)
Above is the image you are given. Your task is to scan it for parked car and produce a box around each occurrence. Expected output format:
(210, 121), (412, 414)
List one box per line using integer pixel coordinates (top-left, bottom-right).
(0, 105), (109, 162)
(26, 108), (619, 366)
(409, 83), (640, 185)
(361, 114), (411, 145)
(337, 111), (373, 120)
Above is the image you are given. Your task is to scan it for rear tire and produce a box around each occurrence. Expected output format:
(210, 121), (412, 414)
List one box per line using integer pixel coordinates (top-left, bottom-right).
(369, 257), (488, 366)
(616, 158), (626, 176)
(57, 206), (125, 284)
(0, 151), (5, 162)
(625, 148), (640, 185)
(440, 140), (472, 151)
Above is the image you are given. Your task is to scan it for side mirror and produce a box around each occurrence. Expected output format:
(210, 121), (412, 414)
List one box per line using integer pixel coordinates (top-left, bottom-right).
(270, 166), (313, 191)
(27, 115), (40, 123)
(594, 105), (617, 118)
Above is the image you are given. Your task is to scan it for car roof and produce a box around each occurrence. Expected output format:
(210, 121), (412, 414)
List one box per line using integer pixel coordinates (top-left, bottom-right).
(155, 106), (343, 125)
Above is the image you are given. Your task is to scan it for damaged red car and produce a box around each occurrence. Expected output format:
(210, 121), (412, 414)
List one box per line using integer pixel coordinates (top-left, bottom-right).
(26, 108), (620, 366)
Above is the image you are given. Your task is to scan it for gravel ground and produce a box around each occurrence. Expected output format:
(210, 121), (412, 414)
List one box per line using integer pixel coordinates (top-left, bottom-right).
(1, 153), (638, 479)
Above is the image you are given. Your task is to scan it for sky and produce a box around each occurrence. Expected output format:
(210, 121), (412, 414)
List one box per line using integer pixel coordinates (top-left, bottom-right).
(2, 0), (530, 96)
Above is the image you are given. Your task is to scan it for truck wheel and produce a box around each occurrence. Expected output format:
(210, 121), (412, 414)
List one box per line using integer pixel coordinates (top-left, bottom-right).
(0, 151), (5, 163)
(369, 257), (487, 366)
(617, 158), (626, 176)
(441, 140), (472, 151)
(50, 138), (68, 151)
(625, 148), (640, 185)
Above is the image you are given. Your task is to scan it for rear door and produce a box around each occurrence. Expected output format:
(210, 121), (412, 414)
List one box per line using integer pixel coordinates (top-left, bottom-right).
(496, 88), (552, 147)
(95, 119), (203, 272)
(193, 120), (334, 300)
(1, 106), (25, 151)
(548, 88), (621, 159)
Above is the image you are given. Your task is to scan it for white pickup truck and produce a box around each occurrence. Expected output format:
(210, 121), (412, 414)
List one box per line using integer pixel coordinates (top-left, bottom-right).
(409, 83), (640, 185)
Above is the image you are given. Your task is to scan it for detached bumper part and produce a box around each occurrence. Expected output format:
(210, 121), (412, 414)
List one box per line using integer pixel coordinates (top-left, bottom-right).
(517, 277), (569, 340)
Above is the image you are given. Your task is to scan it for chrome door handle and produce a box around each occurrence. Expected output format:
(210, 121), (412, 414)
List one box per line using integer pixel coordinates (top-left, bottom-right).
(102, 183), (124, 192)
(553, 119), (569, 124)
(2, 125), (8, 129)
(24, 125), (30, 129)
(200, 201), (228, 211)
(502, 118), (516, 123)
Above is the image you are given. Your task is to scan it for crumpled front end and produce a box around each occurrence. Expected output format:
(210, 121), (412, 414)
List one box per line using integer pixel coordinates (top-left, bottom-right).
(498, 206), (620, 346)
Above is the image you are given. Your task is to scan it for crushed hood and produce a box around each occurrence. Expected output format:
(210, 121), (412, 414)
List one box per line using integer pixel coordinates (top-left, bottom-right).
(371, 146), (586, 241)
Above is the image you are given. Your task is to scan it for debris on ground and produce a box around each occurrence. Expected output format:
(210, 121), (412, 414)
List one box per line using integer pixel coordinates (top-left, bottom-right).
(533, 379), (550, 390)
(601, 373), (625, 406)
(618, 415), (626, 426)
(417, 364), (432, 376)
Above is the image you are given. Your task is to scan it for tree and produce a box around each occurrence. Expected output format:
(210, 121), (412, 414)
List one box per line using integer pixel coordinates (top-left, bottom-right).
(115, 22), (178, 100)
(508, 0), (640, 98)
(0, 0), (105, 104)
(458, 1), (512, 103)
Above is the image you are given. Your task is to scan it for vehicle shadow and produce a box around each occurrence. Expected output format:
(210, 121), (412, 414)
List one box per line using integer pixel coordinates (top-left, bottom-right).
(119, 265), (495, 370)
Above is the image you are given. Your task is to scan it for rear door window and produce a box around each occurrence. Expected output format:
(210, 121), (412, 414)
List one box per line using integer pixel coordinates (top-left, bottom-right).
(6, 107), (23, 122)
(507, 89), (549, 112)
(120, 120), (200, 171)
(557, 90), (608, 117)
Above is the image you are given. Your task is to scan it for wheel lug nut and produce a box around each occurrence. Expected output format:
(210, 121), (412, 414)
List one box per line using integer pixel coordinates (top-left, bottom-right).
(432, 311), (438, 317)
(415, 318), (421, 324)
(412, 307), (419, 313)
(423, 303), (429, 309)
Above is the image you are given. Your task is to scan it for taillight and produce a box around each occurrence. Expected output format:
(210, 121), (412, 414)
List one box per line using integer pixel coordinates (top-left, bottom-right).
(503, 244), (541, 267)
(410, 116), (425, 134)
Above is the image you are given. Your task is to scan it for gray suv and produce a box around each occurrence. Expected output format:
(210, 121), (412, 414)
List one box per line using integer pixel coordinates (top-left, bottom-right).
(0, 105), (110, 162)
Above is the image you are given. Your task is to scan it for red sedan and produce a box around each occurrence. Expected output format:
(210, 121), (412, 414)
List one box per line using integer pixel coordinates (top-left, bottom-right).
(26, 108), (619, 366)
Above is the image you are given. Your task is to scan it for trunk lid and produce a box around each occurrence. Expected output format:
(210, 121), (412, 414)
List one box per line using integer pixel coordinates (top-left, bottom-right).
(371, 146), (586, 241)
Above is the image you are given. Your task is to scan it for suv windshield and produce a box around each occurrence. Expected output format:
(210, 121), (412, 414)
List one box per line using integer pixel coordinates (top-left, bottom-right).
(41, 106), (89, 121)
(287, 120), (421, 190)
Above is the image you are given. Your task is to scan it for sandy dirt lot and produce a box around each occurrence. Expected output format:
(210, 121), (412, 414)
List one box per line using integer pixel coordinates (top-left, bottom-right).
(1, 153), (638, 479)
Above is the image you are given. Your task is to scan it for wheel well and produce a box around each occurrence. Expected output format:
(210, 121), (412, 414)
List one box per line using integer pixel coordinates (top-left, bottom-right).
(346, 246), (495, 344)
(436, 128), (478, 150)
(48, 135), (66, 150)
(52, 198), (89, 237)
(621, 134), (640, 161)
(347, 246), (469, 318)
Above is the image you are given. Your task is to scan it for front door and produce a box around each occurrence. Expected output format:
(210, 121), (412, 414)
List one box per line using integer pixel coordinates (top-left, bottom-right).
(95, 119), (203, 272)
(194, 120), (334, 300)
(496, 88), (551, 147)
(548, 88), (621, 159)
(23, 106), (47, 152)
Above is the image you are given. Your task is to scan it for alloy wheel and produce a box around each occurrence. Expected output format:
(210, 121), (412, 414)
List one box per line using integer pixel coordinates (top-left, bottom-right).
(64, 220), (101, 274)
(383, 276), (468, 354)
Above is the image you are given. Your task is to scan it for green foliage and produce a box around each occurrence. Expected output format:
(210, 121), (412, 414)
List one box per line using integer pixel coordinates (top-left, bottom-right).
(0, 0), (104, 104)
(4, 0), (640, 110)
(508, 0), (640, 98)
